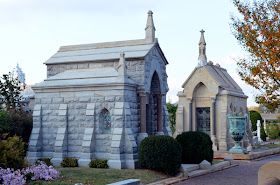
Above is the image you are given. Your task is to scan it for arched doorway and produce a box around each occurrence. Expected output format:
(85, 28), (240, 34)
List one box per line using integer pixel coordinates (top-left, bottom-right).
(146, 72), (161, 135)
(194, 82), (211, 135)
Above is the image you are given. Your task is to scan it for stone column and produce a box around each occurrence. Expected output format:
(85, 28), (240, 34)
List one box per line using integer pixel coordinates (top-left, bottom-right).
(210, 96), (216, 136)
(156, 94), (164, 135)
(27, 104), (43, 164)
(257, 120), (263, 142)
(263, 119), (267, 134)
(137, 92), (148, 147)
(210, 96), (218, 151)
(187, 97), (192, 131)
(140, 92), (147, 133)
(78, 103), (96, 167)
(51, 104), (68, 167)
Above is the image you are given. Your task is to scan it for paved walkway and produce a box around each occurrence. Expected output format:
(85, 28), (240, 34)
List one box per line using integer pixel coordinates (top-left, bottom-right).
(175, 154), (280, 185)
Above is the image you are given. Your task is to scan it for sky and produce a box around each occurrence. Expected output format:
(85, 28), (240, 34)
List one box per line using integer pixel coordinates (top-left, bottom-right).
(0, 0), (259, 106)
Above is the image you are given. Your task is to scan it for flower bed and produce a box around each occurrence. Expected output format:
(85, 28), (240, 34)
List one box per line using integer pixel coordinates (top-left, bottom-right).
(0, 161), (60, 185)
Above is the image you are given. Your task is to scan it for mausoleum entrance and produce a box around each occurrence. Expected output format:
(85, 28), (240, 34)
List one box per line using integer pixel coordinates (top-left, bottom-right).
(176, 30), (253, 152)
(147, 72), (161, 136)
(196, 107), (210, 135)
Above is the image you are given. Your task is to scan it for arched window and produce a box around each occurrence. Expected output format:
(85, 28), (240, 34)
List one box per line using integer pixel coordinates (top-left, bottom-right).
(101, 109), (111, 134)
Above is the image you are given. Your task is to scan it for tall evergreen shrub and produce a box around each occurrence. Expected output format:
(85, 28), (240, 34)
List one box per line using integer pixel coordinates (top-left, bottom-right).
(176, 131), (213, 164)
(138, 135), (182, 175)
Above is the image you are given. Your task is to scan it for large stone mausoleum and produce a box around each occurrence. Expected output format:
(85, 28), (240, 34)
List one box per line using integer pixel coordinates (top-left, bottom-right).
(27, 11), (171, 169)
(175, 30), (254, 152)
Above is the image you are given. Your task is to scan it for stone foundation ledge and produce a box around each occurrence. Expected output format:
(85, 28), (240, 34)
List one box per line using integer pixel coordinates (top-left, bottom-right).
(214, 147), (280, 160)
(147, 156), (236, 185)
(107, 179), (142, 185)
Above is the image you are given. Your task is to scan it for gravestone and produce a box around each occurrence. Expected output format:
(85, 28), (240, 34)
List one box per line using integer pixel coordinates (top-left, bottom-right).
(27, 10), (171, 169)
(257, 120), (263, 143)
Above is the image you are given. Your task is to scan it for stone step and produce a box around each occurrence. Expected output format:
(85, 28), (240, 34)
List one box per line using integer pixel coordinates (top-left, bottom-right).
(188, 169), (210, 177)
(180, 164), (200, 173)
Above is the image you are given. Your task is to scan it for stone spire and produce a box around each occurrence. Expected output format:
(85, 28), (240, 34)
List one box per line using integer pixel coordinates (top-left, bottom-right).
(117, 52), (128, 83)
(145, 10), (156, 43)
(197, 29), (207, 68)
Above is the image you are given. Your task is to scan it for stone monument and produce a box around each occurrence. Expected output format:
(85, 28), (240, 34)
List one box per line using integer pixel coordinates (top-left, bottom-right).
(257, 120), (263, 143)
(175, 30), (254, 152)
(27, 10), (171, 169)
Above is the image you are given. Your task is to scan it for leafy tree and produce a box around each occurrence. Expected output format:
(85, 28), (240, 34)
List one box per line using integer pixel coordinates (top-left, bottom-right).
(231, 0), (280, 112)
(0, 109), (33, 146)
(277, 115), (280, 123)
(0, 73), (25, 109)
(248, 105), (266, 113)
(166, 103), (177, 135)
(266, 123), (280, 139)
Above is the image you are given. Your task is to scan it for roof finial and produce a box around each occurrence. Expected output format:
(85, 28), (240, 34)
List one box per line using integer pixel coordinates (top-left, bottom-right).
(196, 29), (207, 68)
(145, 10), (156, 43)
(118, 52), (128, 83)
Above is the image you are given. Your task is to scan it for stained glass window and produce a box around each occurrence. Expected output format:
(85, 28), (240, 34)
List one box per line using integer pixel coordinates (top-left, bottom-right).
(103, 110), (111, 134)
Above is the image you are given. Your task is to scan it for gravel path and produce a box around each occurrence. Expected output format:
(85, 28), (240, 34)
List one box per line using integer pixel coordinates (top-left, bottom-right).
(175, 154), (280, 185)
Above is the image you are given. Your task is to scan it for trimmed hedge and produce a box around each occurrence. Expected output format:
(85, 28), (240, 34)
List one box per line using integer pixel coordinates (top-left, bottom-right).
(61, 158), (78, 167)
(89, 159), (108, 168)
(138, 135), (182, 176)
(176, 131), (213, 164)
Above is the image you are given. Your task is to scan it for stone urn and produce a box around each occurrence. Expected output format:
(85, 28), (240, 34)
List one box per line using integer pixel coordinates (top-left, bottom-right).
(227, 114), (248, 154)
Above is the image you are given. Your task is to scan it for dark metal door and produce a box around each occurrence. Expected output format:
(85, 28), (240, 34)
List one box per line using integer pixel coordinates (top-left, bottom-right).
(196, 108), (210, 135)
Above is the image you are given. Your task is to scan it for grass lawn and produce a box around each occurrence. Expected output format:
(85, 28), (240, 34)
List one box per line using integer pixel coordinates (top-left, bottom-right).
(27, 167), (170, 185)
(212, 160), (223, 165)
(256, 143), (280, 149)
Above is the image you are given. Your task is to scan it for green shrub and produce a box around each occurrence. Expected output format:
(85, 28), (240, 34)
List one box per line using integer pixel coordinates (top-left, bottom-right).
(249, 110), (262, 131)
(176, 131), (213, 164)
(266, 123), (280, 139)
(36, 158), (53, 166)
(261, 124), (267, 141)
(138, 135), (182, 176)
(0, 134), (27, 169)
(166, 103), (178, 135)
(61, 158), (78, 167)
(89, 159), (109, 168)
(0, 109), (33, 147)
(249, 110), (267, 141)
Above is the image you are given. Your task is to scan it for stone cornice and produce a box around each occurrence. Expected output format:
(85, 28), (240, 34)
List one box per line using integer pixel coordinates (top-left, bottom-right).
(32, 83), (137, 93)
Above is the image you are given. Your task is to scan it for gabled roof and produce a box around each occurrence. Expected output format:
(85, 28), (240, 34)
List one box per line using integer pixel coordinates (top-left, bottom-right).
(44, 38), (168, 65)
(261, 113), (280, 121)
(44, 10), (169, 65)
(182, 64), (243, 93)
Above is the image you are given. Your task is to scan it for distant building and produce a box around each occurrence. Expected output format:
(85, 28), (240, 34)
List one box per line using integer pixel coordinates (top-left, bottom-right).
(10, 63), (25, 84)
(10, 63), (35, 111)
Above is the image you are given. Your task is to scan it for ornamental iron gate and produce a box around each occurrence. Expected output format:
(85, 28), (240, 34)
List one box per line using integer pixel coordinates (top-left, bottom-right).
(196, 107), (210, 135)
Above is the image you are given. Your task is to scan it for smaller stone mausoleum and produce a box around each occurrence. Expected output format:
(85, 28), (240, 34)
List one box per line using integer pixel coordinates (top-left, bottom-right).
(27, 11), (171, 169)
(175, 30), (253, 152)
